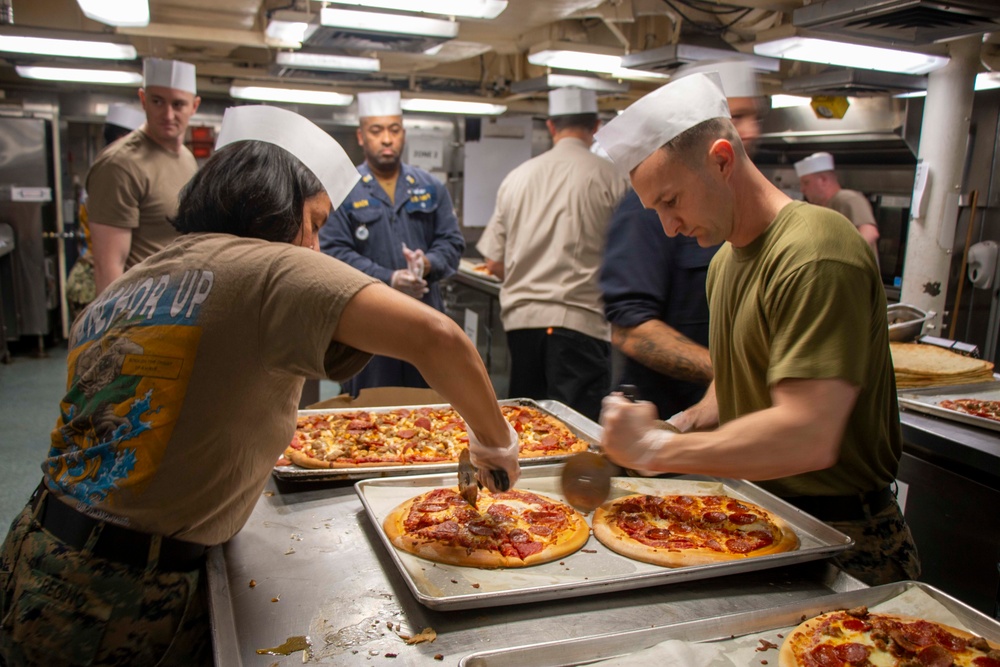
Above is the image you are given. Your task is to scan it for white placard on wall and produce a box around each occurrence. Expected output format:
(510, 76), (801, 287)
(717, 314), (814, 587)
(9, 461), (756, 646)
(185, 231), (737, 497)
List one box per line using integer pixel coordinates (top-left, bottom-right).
(408, 136), (445, 170)
(462, 116), (533, 229)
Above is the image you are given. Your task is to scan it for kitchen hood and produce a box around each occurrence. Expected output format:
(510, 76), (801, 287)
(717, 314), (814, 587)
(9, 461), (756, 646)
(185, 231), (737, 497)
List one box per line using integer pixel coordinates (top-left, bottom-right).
(793, 0), (1000, 46)
(782, 69), (928, 96)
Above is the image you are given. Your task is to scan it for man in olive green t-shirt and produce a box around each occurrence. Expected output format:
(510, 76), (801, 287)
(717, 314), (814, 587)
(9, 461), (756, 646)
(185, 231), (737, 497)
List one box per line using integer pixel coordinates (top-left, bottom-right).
(595, 73), (919, 586)
(86, 58), (200, 294)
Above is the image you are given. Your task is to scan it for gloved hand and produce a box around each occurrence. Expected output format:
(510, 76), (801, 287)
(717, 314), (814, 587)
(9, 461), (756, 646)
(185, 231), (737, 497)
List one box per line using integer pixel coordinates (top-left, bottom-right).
(390, 269), (429, 299)
(402, 244), (429, 278)
(467, 421), (521, 492)
(600, 394), (675, 474)
(666, 410), (694, 433)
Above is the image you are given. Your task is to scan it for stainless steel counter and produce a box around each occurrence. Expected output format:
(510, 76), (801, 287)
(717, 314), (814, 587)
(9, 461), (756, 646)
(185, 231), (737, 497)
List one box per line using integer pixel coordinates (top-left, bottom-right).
(209, 477), (864, 666)
(900, 410), (1000, 487)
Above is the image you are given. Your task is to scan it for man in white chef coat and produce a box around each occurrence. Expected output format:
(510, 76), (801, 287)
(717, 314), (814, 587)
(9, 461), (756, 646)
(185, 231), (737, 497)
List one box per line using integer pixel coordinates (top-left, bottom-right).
(795, 151), (881, 262)
(86, 58), (200, 294)
(478, 87), (629, 421)
(596, 73), (919, 585)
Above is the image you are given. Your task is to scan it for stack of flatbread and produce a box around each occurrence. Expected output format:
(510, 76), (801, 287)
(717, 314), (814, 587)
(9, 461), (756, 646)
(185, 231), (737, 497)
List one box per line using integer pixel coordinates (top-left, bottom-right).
(890, 342), (995, 389)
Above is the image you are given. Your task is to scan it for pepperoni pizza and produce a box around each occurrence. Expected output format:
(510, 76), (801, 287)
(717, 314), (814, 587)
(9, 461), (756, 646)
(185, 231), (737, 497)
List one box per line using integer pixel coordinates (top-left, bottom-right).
(938, 398), (1000, 423)
(383, 487), (590, 568)
(281, 404), (589, 469)
(779, 606), (1000, 667)
(592, 493), (799, 567)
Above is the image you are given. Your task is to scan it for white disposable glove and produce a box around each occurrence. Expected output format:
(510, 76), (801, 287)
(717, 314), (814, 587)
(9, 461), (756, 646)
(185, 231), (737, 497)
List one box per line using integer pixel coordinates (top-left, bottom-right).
(666, 410), (693, 433)
(599, 394), (675, 475)
(467, 421), (521, 492)
(390, 269), (429, 299)
(402, 244), (428, 279)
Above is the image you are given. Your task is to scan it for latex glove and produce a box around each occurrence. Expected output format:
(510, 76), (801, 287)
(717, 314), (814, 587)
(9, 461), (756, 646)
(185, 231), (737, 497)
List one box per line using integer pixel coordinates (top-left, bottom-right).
(402, 244), (429, 278)
(467, 421), (521, 492)
(390, 269), (429, 299)
(666, 410), (694, 433)
(600, 394), (675, 474)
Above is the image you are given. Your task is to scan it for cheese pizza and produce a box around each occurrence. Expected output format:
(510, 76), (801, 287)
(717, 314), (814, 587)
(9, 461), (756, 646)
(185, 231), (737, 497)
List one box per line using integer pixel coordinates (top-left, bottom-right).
(592, 493), (799, 567)
(779, 606), (1000, 667)
(281, 404), (589, 469)
(383, 487), (590, 568)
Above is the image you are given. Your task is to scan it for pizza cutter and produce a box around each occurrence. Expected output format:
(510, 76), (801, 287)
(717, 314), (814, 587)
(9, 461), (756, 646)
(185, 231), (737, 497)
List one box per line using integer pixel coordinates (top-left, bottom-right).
(457, 449), (510, 510)
(559, 385), (638, 514)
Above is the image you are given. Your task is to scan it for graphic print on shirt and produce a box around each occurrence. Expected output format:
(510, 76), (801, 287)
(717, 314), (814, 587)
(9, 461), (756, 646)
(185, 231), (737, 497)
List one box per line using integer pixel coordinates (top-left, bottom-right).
(47, 269), (215, 510)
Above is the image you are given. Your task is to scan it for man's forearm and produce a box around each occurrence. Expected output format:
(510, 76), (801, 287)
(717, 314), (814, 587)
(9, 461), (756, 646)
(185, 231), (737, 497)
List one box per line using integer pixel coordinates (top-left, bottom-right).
(612, 320), (713, 385)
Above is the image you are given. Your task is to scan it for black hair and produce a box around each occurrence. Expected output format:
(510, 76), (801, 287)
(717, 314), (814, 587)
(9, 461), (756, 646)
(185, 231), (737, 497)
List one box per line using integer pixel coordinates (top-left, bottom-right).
(171, 141), (324, 243)
(550, 112), (599, 133)
(103, 123), (133, 147)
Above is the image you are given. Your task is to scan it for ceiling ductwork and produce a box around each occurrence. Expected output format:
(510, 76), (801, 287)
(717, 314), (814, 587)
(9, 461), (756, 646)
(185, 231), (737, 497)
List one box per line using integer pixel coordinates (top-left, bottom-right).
(621, 43), (780, 74)
(782, 69), (928, 96)
(793, 0), (1000, 46)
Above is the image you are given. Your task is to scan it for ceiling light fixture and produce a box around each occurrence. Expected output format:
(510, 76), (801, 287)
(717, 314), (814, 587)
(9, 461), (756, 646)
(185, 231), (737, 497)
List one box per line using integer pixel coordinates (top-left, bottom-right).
(400, 98), (506, 115)
(265, 11), (316, 48)
(770, 94), (812, 109)
(320, 8), (458, 39)
(621, 44), (781, 73)
(511, 73), (628, 94)
(0, 35), (137, 60)
(229, 84), (354, 106)
(76, 0), (150, 28)
(16, 65), (142, 85)
(895, 72), (1000, 97)
(753, 36), (948, 76)
(276, 51), (380, 73)
(528, 47), (623, 75)
(329, 0), (507, 20)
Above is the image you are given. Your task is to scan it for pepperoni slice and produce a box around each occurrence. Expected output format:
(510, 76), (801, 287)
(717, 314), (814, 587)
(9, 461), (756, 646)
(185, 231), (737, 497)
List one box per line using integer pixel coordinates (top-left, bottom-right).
(917, 645), (956, 667)
(833, 642), (870, 664)
(808, 644), (842, 667)
(540, 434), (559, 448)
(728, 512), (758, 525)
(616, 502), (644, 515)
(973, 657), (1000, 667)
(619, 516), (645, 533)
(513, 540), (543, 558)
(414, 502), (450, 513)
(529, 525), (553, 537)
(526, 510), (565, 525)
(467, 521), (496, 537)
(288, 434), (303, 450)
(842, 619), (867, 632)
(275, 456), (291, 466)
(646, 528), (673, 540)
(725, 537), (754, 554)
(414, 416), (432, 430)
(726, 500), (750, 512)
(397, 429), (416, 439)
(515, 410), (532, 423)
(702, 511), (727, 523)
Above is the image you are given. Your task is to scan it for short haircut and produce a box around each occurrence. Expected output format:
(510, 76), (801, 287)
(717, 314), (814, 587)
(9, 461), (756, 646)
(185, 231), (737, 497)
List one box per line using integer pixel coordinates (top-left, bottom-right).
(662, 117), (745, 167)
(550, 112), (599, 133)
(171, 140), (324, 243)
(103, 124), (133, 147)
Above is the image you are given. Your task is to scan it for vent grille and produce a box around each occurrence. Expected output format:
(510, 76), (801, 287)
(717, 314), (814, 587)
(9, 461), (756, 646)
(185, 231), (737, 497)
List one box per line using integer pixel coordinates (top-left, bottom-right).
(794, 0), (1000, 45)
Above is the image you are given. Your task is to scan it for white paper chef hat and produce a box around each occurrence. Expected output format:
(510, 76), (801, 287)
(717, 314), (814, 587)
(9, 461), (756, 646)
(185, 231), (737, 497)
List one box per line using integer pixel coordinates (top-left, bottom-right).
(105, 103), (145, 131)
(674, 59), (760, 98)
(215, 105), (360, 209)
(549, 87), (598, 116)
(357, 90), (402, 118)
(794, 152), (836, 177)
(594, 72), (730, 175)
(143, 58), (197, 95)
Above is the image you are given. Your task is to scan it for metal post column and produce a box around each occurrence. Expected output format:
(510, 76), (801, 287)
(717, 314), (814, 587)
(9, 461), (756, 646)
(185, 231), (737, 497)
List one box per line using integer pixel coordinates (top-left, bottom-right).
(900, 36), (981, 330)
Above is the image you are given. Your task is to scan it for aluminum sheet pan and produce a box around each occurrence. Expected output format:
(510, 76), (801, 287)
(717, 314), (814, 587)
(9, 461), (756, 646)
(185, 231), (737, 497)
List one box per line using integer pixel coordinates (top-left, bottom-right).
(899, 380), (1000, 433)
(355, 467), (852, 611)
(273, 398), (598, 482)
(459, 580), (1000, 666)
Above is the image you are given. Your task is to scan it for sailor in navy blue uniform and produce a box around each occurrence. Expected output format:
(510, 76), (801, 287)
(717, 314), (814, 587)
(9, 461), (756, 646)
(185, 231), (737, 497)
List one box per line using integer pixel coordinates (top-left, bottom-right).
(320, 90), (464, 395)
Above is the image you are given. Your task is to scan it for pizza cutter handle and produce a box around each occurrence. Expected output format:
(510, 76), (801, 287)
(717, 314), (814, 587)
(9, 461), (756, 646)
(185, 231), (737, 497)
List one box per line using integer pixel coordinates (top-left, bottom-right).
(617, 384), (639, 402)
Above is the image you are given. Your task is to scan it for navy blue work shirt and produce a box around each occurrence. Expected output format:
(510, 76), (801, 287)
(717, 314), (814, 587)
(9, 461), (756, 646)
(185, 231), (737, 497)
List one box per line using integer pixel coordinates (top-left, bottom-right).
(599, 189), (721, 419)
(320, 162), (464, 312)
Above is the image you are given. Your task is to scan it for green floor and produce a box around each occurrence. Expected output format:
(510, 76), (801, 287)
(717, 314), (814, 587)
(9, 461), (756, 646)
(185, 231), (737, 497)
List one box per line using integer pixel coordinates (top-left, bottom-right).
(0, 342), (340, 532)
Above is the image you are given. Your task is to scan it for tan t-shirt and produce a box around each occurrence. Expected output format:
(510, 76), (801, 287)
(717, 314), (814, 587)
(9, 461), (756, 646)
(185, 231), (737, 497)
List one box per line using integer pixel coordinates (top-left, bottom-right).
(707, 201), (901, 497)
(476, 138), (629, 341)
(828, 189), (877, 231)
(45, 234), (377, 545)
(86, 129), (198, 269)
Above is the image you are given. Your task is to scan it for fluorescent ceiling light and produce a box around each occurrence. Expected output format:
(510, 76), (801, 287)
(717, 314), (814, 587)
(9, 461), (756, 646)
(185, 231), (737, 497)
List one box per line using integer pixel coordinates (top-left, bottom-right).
(895, 72), (1000, 97)
(320, 8), (458, 39)
(230, 85), (353, 106)
(328, 0), (507, 19)
(276, 51), (380, 73)
(76, 0), (149, 27)
(265, 11), (315, 47)
(610, 67), (668, 82)
(770, 94), (812, 108)
(511, 73), (628, 94)
(529, 49), (623, 74)
(400, 98), (506, 115)
(0, 35), (136, 60)
(16, 65), (142, 85)
(753, 37), (948, 76)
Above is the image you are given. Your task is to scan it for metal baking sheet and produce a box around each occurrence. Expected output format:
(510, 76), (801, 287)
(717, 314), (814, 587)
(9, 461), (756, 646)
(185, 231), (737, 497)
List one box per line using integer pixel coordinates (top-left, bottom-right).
(898, 380), (1000, 433)
(355, 467), (852, 611)
(272, 398), (599, 481)
(459, 580), (1000, 666)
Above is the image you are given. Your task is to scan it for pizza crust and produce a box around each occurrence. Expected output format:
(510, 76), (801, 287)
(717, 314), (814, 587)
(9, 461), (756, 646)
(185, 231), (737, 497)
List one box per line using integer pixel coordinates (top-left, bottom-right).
(383, 487), (591, 569)
(593, 494), (798, 568)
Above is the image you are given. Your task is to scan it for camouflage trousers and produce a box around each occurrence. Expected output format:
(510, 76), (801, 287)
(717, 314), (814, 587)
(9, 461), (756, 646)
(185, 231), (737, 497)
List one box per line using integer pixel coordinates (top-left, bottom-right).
(828, 501), (922, 586)
(0, 504), (212, 667)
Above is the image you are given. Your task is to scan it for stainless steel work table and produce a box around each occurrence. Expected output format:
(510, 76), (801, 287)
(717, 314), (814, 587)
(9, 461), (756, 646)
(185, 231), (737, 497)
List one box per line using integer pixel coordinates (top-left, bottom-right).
(899, 410), (1000, 488)
(208, 477), (864, 666)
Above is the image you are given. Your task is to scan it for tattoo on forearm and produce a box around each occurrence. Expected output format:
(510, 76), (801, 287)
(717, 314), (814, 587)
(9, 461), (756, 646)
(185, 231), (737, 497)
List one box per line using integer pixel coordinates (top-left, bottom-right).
(631, 329), (713, 385)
